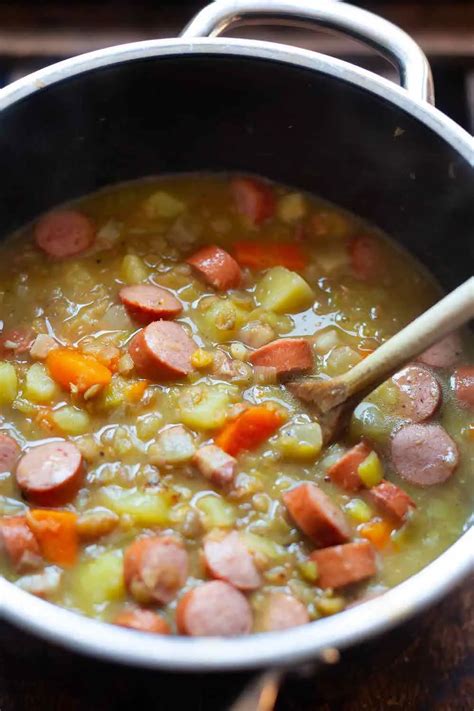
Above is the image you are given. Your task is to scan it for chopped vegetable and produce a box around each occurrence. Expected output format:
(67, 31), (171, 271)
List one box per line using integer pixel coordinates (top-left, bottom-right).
(359, 519), (393, 550)
(148, 425), (196, 465)
(52, 405), (91, 435)
(277, 193), (307, 223)
(99, 486), (171, 526)
(357, 450), (384, 488)
(120, 254), (149, 284)
(191, 348), (214, 369)
(0, 362), (18, 405)
(345, 498), (373, 523)
(24, 363), (58, 403)
(178, 385), (230, 430)
(327, 441), (373, 491)
(124, 380), (148, 403)
(297, 560), (319, 583)
(72, 550), (124, 608)
(255, 267), (314, 313)
(46, 348), (112, 394)
(276, 422), (323, 460)
(234, 241), (306, 271)
(143, 190), (185, 219)
(26, 509), (78, 567)
(196, 494), (235, 528)
(215, 405), (284, 456)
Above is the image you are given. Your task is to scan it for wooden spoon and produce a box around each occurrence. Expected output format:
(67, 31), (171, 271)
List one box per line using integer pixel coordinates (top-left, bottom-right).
(288, 277), (474, 436)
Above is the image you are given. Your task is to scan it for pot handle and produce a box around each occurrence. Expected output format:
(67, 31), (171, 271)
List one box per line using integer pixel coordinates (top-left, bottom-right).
(182, 0), (434, 104)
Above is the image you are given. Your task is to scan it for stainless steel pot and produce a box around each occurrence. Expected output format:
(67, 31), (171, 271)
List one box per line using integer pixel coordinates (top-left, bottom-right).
(0, 0), (472, 672)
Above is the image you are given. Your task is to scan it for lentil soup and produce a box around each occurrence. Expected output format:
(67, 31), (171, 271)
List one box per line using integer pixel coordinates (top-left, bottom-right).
(0, 174), (472, 636)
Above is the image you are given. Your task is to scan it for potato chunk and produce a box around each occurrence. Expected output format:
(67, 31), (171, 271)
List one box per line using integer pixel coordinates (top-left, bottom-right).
(178, 385), (230, 430)
(256, 267), (314, 314)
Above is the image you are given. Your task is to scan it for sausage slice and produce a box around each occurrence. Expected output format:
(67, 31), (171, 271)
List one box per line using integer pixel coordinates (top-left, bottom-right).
(452, 365), (474, 408)
(0, 516), (43, 572)
(0, 433), (20, 473)
(392, 365), (441, 422)
(193, 445), (237, 488)
(203, 531), (262, 591)
(177, 580), (252, 637)
(283, 483), (351, 547)
(114, 608), (171, 635)
(128, 321), (196, 379)
(35, 210), (96, 258)
(310, 540), (377, 588)
(259, 593), (309, 632)
(391, 423), (458, 486)
(15, 441), (84, 506)
(187, 246), (242, 291)
(417, 331), (463, 368)
(119, 285), (182, 324)
(368, 480), (416, 524)
(231, 177), (275, 225)
(124, 535), (188, 605)
(249, 338), (313, 377)
(327, 441), (372, 491)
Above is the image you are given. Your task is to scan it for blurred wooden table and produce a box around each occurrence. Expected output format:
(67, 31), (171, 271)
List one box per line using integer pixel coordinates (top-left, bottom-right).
(0, 574), (472, 711)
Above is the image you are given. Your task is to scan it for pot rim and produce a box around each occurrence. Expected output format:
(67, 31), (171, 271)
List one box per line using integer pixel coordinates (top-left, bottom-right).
(0, 37), (472, 671)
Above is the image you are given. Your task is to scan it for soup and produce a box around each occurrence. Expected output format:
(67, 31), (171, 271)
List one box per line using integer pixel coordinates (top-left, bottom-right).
(0, 174), (472, 636)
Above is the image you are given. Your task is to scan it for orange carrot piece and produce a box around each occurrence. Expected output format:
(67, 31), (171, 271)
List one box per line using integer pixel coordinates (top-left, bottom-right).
(46, 347), (112, 394)
(233, 241), (306, 271)
(215, 405), (284, 456)
(359, 519), (393, 550)
(125, 380), (149, 403)
(26, 509), (78, 567)
(327, 441), (373, 491)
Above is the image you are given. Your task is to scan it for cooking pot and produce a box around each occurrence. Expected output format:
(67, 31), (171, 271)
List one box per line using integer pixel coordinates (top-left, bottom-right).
(0, 0), (472, 672)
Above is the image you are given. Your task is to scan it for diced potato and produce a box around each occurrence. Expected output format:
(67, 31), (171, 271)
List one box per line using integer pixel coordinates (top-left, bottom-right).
(0, 362), (18, 405)
(24, 363), (58, 404)
(99, 486), (171, 526)
(276, 422), (323, 460)
(277, 193), (306, 223)
(316, 595), (346, 616)
(194, 298), (247, 343)
(148, 425), (196, 465)
(297, 560), (319, 583)
(316, 246), (349, 274)
(120, 254), (149, 284)
(95, 377), (126, 411)
(136, 413), (163, 441)
(256, 267), (314, 314)
(73, 550), (124, 609)
(178, 385), (230, 430)
(52, 406), (91, 435)
(313, 329), (341, 355)
(196, 494), (235, 528)
(349, 402), (394, 445)
(112, 426), (141, 460)
(345, 498), (373, 523)
(242, 531), (286, 561)
(312, 210), (352, 239)
(357, 450), (384, 487)
(143, 191), (185, 219)
(325, 346), (361, 376)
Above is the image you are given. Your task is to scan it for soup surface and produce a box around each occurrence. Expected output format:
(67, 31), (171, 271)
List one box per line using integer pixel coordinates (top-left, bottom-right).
(0, 174), (472, 637)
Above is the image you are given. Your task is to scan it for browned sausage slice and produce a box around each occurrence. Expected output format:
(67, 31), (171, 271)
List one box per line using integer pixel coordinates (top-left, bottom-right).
(128, 321), (196, 379)
(452, 365), (474, 408)
(124, 535), (188, 605)
(119, 285), (182, 324)
(283, 483), (351, 547)
(0, 433), (20, 473)
(35, 210), (96, 258)
(259, 593), (309, 632)
(193, 445), (237, 488)
(392, 365), (441, 422)
(203, 531), (262, 591)
(327, 441), (372, 491)
(417, 331), (463, 368)
(368, 480), (416, 524)
(15, 441), (84, 506)
(249, 338), (313, 377)
(177, 580), (252, 637)
(114, 608), (171, 634)
(391, 423), (458, 486)
(187, 246), (242, 291)
(310, 540), (376, 588)
(0, 516), (42, 572)
(231, 178), (275, 225)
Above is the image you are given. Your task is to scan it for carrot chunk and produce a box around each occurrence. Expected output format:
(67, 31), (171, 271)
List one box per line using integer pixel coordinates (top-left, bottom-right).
(359, 519), (393, 550)
(26, 509), (78, 567)
(233, 241), (306, 271)
(125, 380), (149, 403)
(215, 405), (284, 456)
(46, 347), (112, 394)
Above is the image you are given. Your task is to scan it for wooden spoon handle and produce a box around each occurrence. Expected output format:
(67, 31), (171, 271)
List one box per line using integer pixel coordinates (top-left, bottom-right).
(340, 276), (474, 398)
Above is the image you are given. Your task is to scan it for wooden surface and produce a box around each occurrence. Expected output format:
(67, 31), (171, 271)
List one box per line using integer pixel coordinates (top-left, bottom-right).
(0, 573), (472, 710)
